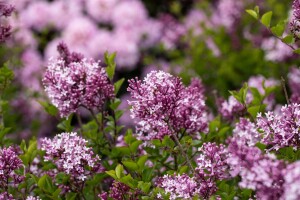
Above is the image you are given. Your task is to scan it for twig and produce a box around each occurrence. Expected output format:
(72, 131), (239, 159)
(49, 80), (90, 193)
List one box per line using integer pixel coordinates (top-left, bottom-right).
(281, 76), (290, 104)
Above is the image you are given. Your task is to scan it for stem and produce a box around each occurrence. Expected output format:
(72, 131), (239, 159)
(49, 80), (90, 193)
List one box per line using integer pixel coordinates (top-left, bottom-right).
(281, 76), (290, 104)
(76, 112), (83, 136)
(172, 134), (195, 174)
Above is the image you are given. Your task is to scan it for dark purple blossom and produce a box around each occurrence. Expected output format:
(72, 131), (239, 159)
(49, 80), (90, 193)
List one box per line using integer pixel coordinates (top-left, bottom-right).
(0, 192), (14, 200)
(0, 146), (24, 190)
(43, 43), (114, 117)
(290, 0), (300, 39)
(0, 2), (14, 43)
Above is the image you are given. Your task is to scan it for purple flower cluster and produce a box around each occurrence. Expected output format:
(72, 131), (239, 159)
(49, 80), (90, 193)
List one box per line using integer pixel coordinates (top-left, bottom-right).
(0, 192), (14, 200)
(227, 135), (285, 199)
(99, 181), (138, 200)
(40, 132), (100, 181)
(43, 43), (114, 117)
(0, 2), (14, 43)
(0, 146), (24, 189)
(282, 161), (300, 199)
(290, 0), (300, 40)
(128, 71), (208, 141)
(218, 96), (245, 120)
(233, 118), (260, 146)
(196, 142), (229, 198)
(257, 103), (300, 151)
(157, 174), (198, 200)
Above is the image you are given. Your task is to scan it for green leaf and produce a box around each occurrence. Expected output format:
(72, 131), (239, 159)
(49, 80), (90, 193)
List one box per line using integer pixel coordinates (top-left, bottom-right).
(123, 160), (139, 171)
(106, 170), (117, 180)
(137, 155), (148, 169)
(179, 166), (188, 174)
(114, 78), (125, 95)
(38, 101), (58, 116)
(104, 51), (117, 80)
(247, 105), (261, 118)
(293, 48), (300, 54)
(138, 181), (151, 193)
(282, 35), (295, 44)
(38, 175), (54, 193)
(246, 9), (258, 19)
(130, 140), (142, 152)
(57, 114), (73, 131)
(261, 11), (272, 28)
(271, 21), (286, 37)
(115, 164), (124, 179)
(66, 192), (77, 200)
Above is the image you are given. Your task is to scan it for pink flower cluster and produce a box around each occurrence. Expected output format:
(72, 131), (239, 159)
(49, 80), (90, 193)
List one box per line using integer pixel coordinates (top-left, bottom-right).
(0, 2), (14, 43)
(227, 134), (285, 199)
(288, 67), (300, 103)
(99, 181), (138, 200)
(157, 174), (198, 200)
(128, 71), (208, 141)
(40, 132), (100, 181)
(257, 103), (300, 151)
(290, 0), (300, 40)
(196, 142), (229, 198)
(0, 146), (24, 189)
(43, 43), (114, 117)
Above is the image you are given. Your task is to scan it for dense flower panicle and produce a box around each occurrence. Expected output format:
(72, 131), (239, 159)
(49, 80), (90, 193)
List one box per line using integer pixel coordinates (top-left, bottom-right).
(40, 132), (100, 181)
(218, 95), (245, 120)
(128, 71), (208, 141)
(233, 118), (260, 147)
(0, 2), (14, 43)
(227, 134), (285, 200)
(256, 103), (300, 150)
(43, 43), (114, 117)
(282, 161), (300, 200)
(157, 174), (199, 200)
(196, 143), (229, 198)
(174, 78), (208, 133)
(0, 146), (24, 188)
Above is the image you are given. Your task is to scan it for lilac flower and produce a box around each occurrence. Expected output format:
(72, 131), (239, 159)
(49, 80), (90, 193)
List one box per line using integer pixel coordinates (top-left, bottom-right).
(227, 136), (285, 199)
(40, 132), (100, 181)
(100, 181), (138, 200)
(157, 174), (199, 200)
(196, 143), (229, 198)
(0, 2), (14, 43)
(261, 37), (293, 62)
(233, 118), (260, 147)
(256, 103), (300, 151)
(218, 95), (245, 120)
(282, 161), (300, 200)
(0, 146), (24, 189)
(128, 71), (208, 141)
(0, 192), (14, 200)
(290, 0), (300, 39)
(86, 0), (119, 23)
(43, 43), (114, 117)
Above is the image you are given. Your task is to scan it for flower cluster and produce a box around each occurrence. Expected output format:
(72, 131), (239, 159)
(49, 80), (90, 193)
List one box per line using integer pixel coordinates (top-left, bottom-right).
(0, 146), (24, 189)
(40, 132), (100, 181)
(257, 103), (300, 151)
(290, 0), (300, 40)
(196, 142), (229, 198)
(227, 135), (285, 199)
(128, 71), (208, 141)
(0, 2), (14, 43)
(282, 161), (300, 200)
(218, 95), (245, 120)
(233, 118), (260, 146)
(156, 174), (198, 200)
(99, 181), (138, 200)
(0, 192), (14, 200)
(43, 43), (114, 117)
